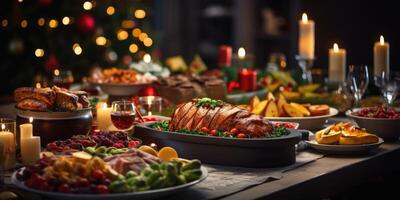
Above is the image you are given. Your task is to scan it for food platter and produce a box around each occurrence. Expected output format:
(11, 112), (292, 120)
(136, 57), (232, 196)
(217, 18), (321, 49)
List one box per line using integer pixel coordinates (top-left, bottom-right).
(265, 107), (339, 131)
(306, 138), (384, 155)
(135, 122), (302, 168)
(11, 166), (208, 200)
(90, 82), (151, 96)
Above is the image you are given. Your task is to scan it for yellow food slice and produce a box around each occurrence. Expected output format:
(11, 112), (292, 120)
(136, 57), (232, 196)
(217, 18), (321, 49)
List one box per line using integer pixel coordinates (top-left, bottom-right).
(298, 84), (320, 94)
(265, 101), (279, 117)
(281, 91), (301, 99)
(252, 100), (268, 115)
(276, 94), (288, 117)
(138, 145), (159, 157)
(283, 103), (303, 117)
(72, 151), (93, 161)
(315, 128), (341, 144)
(249, 96), (260, 112)
(158, 147), (179, 162)
(290, 102), (311, 116)
(266, 92), (275, 101)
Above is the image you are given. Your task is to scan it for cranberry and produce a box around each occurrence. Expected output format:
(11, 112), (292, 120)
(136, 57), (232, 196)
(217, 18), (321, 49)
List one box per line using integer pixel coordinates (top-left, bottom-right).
(128, 140), (139, 148)
(76, 177), (90, 187)
(112, 143), (125, 148)
(58, 184), (71, 193)
(230, 128), (239, 135)
(96, 184), (110, 194)
(209, 130), (217, 136)
(92, 169), (105, 180)
(47, 143), (57, 150)
(237, 133), (247, 138)
(200, 127), (209, 133)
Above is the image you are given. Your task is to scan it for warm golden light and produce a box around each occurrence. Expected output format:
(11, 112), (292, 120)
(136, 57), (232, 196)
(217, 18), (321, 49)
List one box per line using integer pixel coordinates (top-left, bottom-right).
(62, 17), (70, 25)
(35, 48), (44, 57)
(18, 0), (23, 2)
(49, 19), (58, 28)
(54, 69), (60, 76)
(134, 9), (146, 19)
(1, 124), (5, 131)
(35, 82), (41, 88)
(333, 43), (339, 52)
(302, 13), (308, 23)
(38, 18), (45, 26)
(106, 6), (115, 15)
(129, 44), (138, 53)
(143, 38), (153, 47)
(238, 47), (246, 59)
(143, 53), (151, 63)
(132, 28), (141, 37)
(83, 1), (93, 10)
(1, 19), (8, 27)
(73, 43), (82, 55)
(117, 29), (129, 40)
(21, 20), (28, 28)
(29, 117), (33, 123)
(121, 20), (135, 29)
(380, 35), (385, 45)
(139, 32), (148, 41)
(96, 36), (107, 46)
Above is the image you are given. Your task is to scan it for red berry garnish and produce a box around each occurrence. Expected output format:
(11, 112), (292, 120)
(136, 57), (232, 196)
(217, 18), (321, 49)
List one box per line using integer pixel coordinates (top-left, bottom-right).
(128, 140), (139, 148)
(237, 133), (247, 138)
(92, 169), (105, 180)
(112, 143), (125, 148)
(58, 184), (71, 193)
(96, 184), (110, 194)
(230, 128), (239, 135)
(47, 143), (57, 150)
(209, 130), (217, 136)
(200, 127), (209, 133)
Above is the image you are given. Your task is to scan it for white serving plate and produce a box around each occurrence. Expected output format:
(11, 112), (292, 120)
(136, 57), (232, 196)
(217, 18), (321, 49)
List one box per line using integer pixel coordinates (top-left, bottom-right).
(306, 138), (384, 155)
(265, 107), (339, 131)
(12, 166), (207, 200)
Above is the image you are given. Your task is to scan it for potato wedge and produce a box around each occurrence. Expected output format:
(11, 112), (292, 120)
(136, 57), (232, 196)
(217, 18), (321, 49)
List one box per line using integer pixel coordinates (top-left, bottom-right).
(276, 94), (288, 117)
(252, 100), (268, 115)
(283, 103), (303, 117)
(249, 96), (260, 112)
(266, 92), (275, 101)
(290, 102), (310, 116)
(265, 101), (279, 117)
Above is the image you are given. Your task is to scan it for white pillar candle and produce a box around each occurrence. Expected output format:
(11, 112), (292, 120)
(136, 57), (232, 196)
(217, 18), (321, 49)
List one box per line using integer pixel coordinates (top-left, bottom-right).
(19, 123), (33, 139)
(0, 124), (16, 170)
(21, 136), (41, 165)
(298, 13), (315, 59)
(374, 35), (390, 76)
(329, 43), (347, 82)
(97, 103), (112, 131)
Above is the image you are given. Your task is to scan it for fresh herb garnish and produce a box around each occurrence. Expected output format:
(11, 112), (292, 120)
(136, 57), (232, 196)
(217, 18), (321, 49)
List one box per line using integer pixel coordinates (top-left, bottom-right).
(150, 121), (169, 131)
(271, 127), (290, 137)
(195, 98), (223, 109)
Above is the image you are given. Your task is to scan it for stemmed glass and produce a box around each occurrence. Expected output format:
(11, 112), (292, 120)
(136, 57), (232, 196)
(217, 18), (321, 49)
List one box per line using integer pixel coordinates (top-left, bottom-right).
(111, 101), (136, 131)
(346, 65), (369, 108)
(374, 72), (399, 107)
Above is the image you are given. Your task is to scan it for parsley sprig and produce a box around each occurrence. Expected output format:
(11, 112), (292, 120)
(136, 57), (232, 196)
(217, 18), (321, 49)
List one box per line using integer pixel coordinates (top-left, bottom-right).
(195, 98), (223, 109)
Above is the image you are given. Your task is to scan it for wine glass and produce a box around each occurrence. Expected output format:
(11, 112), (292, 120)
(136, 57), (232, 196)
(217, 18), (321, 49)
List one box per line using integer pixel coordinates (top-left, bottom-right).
(111, 101), (136, 131)
(346, 65), (369, 108)
(374, 72), (399, 107)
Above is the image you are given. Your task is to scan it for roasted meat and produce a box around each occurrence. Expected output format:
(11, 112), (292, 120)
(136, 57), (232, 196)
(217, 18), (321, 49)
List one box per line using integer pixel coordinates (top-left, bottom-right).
(16, 99), (51, 111)
(169, 99), (274, 138)
(14, 87), (56, 107)
(55, 90), (82, 111)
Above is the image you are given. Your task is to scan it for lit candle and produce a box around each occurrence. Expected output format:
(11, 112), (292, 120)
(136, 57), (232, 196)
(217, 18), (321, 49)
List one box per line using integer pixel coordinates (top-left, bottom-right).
(329, 43), (346, 82)
(21, 136), (41, 165)
(298, 13), (315, 59)
(238, 47), (246, 60)
(19, 118), (33, 140)
(97, 103), (112, 131)
(374, 35), (390, 76)
(143, 53), (151, 64)
(0, 123), (16, 170)
(239, 69), (257, 91)
(218, 45), (232, 67)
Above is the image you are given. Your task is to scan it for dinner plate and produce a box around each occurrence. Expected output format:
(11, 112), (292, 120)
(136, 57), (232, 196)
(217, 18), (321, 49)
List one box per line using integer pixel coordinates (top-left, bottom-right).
(265, 107), (339, 131)
(11, 166), (207, 200)
(306, 138), (384, 155)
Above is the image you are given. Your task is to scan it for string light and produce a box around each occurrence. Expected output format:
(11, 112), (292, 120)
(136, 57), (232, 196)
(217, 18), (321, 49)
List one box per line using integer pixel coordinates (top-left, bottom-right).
(38, 18), (45, 26)
(132, 28), (141, 37)
(62, 17), (70, 25)
(121, 20), (135, 29)
(129, 44), (138, 53)
(143, 53), (151, 63)
(117, 29), (128, 40)
(54, 69), (60, 76)
(49, 19), (58, 28)
(139, 32), (148, 41)
(143, 38), (153, 47)
(106, 6), (115, 15)
(1, 19), (8, 27)
(73, 43), (82, 55)
(83, 1), (93, 10)
(134, 9), (146, 19)
(21, 20), (28, 28)
(34, 48), (45, 57)
(96, 36), (107, 46)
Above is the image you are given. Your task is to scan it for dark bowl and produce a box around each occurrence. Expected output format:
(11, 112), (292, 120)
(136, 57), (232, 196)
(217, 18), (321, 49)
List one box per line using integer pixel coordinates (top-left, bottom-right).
(134, 122), (301, 168)
(16, 108), (93, 146)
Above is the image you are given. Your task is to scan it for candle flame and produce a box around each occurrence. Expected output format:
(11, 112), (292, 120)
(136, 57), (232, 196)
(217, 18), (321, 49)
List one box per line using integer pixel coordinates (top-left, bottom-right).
(150, 143), (157, 148)
(238, 47), (246, 59)
(143, 53), (151, 64)
(29, 117), (33, 123)
(148, 111), (152, 116)
(35, 82), (41, 88)
(380, 35), (385, 45)
(302, 13), (308, 23)
(101, 102), (108, 109)
(1, 124), (5, 131)
(333, 43), (339, 52)
(54, 69), (60, 76)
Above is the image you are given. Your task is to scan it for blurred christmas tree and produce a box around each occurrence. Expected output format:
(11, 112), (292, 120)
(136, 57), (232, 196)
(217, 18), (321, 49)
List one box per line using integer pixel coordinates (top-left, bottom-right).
(0, 0), (156, 95)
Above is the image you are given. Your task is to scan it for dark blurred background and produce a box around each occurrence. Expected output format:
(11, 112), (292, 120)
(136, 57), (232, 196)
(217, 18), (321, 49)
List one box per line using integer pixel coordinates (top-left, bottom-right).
(1, 0), (399, 96)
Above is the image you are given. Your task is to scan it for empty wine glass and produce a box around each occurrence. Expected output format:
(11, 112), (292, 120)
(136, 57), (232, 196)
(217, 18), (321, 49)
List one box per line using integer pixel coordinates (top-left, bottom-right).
(346, 65), (369, 108)
(374, 72), (399, 106)
(111, 101), (136, 131)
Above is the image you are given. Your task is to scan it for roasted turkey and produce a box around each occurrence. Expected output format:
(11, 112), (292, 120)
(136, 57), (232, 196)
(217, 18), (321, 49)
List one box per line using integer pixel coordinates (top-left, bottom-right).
(169, 99), (274, 138)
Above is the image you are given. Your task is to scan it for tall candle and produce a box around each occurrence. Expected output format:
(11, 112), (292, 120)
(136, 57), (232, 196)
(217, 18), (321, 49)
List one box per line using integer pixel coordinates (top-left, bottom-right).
(21, 136), (41, 165)
(374, 35), (390, 76)
(239, 69), (257, 91)
(0, 124), (16, 170)
(298, 13), (315, 59)
(329, 43), (346, 82)
(20, 123), (33, 139)
(218, 45), (232, 67)
(97, 103), (112, 131)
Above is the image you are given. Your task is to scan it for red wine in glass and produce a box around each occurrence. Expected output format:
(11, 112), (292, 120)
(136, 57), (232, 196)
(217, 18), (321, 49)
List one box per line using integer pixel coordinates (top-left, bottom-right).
(111, 112), (135, 130)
